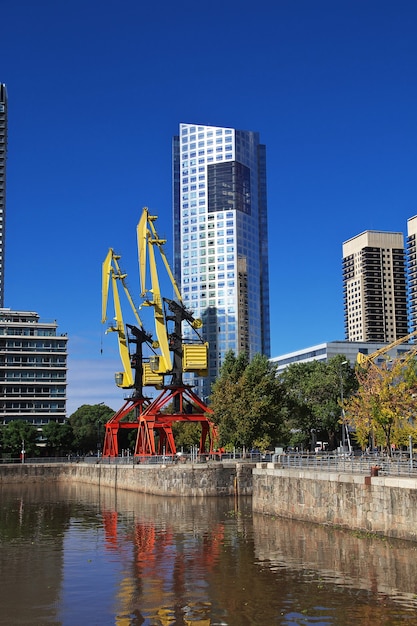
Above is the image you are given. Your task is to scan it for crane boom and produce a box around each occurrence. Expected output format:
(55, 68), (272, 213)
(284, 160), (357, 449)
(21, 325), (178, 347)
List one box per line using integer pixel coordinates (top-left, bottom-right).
(145, 210), (182, 301)
(137, 207), (207, 380)
(101, 249), (113, 325)
(357, 329), (417, 366)
(110, 267), (134, 388)
(102, 248), (150, 389)
(137, 209), (172, 374)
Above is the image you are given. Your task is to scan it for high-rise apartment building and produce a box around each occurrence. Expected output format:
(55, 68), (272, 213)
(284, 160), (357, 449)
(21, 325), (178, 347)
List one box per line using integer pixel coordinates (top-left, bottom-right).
(173, 123), (270, 393)
(407, 215), (417, 334)
(342, 230), (408, 343)
(0, 309), (68, 427)
(0, 84), (7, 307)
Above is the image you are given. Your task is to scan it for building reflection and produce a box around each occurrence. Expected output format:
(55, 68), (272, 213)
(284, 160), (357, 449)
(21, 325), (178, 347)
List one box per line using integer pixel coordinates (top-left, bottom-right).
(2, 481), (417, 625)
(252, 511), (417, 607)
(0, 484), (69, 624)
(64, 483), (417, 623)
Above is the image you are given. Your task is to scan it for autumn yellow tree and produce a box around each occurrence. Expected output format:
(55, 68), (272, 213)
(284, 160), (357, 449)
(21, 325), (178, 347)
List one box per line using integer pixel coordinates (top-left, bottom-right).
(344, 356), (417, 454)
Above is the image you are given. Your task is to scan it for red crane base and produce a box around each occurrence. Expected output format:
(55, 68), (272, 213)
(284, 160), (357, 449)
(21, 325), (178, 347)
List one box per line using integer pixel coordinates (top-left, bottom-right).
(102, 387), (220, 458)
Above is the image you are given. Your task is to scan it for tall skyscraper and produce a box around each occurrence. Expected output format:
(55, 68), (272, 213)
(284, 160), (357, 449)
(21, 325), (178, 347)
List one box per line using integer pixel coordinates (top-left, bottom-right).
(0, 84), (7, 307)
(173, 123), (270, 393)
(342, 230), (408, 343)
(407, 215), (417, 334)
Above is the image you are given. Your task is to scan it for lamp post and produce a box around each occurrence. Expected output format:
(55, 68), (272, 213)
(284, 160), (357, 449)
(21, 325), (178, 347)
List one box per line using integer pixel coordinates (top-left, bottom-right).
(97, 402), (104, 458)
(339, 360), (352, 454)
(97, 420), (101, 457)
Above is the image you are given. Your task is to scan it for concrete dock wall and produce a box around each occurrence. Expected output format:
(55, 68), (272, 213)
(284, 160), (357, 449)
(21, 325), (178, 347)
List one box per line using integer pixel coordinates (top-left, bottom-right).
(0, 462), (254, 497)
(252, 465), (417, 541)
(3, 462), (417, 541)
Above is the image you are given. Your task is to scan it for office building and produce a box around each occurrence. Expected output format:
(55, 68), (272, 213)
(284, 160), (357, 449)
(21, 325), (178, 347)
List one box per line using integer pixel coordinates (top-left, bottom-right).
(173, 123), (270, 393)
(0, 309), (68, 427)
(342, 230), (408, 343)
(270, 340), (413, 374)
(0, 84), (7, 307)
(407, 215), (417, 334)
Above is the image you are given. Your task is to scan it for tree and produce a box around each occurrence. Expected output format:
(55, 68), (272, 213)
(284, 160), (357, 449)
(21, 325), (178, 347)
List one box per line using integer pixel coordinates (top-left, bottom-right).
(171, 421), (202, 451)
(280, 355), (357, 450)
(1, 420), (39, 457)
(68, 404), (115, 453)
(42, 421), (73, 455)
(210, 351), (286, 450)
(344, 356), (417, 454)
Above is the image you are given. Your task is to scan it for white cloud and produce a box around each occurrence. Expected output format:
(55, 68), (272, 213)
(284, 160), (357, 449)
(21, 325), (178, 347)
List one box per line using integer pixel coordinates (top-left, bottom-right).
(66, 356), (126, 416)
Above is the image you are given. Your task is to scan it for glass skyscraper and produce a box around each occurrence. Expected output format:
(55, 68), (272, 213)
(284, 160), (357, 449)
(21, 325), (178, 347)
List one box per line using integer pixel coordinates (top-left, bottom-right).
(0, 84), (7, 308)
(173, 123), (270, 395)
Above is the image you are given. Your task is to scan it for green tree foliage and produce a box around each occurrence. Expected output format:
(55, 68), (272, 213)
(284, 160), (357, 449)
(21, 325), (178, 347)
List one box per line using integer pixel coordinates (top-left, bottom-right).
(68, 404), (115, 453)
(344, 356), (417, 454)
(210, 351), (285, 450)
(280, 355), (357, 450)
(1, 420), (39, 457)
(42, 421), (73, 455)
(172, 421), (202, 451)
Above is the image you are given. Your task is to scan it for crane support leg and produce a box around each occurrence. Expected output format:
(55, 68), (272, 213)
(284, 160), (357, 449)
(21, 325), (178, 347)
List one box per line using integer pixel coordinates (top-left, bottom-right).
(103, 425), (120, 457)
(157, 426), (176, 455)
(102, 398), (145, 457)
(134, 417), (156, 456)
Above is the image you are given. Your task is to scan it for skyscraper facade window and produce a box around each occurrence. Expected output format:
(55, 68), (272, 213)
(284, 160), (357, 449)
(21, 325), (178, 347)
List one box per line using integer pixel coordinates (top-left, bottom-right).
(173, 123), (270, 394)
(0, 84), (7, 308)
(0, 309), (68, 428)
(342, 230), (408, 343)
(407, 215), (417, 334)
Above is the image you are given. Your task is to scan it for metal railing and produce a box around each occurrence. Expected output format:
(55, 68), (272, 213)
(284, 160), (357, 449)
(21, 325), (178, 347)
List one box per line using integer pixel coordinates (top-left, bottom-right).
(0, 451), (264, 466)
(272, 453), (417, 477)
(3, 452), (417, 477)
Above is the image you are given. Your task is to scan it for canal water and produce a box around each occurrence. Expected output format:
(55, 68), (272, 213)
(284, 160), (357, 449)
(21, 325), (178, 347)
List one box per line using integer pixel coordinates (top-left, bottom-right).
(1, 483), (417, 625)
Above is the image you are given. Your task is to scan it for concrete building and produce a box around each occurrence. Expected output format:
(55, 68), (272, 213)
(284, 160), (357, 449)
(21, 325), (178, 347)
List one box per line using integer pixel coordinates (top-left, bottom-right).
(270, 340), (414, 374)
(172, 123), (270, 394)
(0, 84), (7, 308)
(0, 309), (68, 427)
(407, 215), (417, 335)
(342, 230), (408, 343)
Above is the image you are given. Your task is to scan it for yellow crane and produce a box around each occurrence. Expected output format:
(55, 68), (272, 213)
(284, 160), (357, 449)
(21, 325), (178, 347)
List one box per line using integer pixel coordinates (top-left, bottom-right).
(356, 329), (417, 370)
(101, 207), (218, 458)
(102, 248), (164, 392)
(137, 207), (208, 381)
(102, 248), (140, 389)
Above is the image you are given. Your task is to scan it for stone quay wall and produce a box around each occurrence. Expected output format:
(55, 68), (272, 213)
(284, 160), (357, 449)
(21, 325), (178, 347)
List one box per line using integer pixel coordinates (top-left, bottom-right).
(3, 462), (417, 541)
(0, 461), (254, 497)
(252, 465), (417, 541)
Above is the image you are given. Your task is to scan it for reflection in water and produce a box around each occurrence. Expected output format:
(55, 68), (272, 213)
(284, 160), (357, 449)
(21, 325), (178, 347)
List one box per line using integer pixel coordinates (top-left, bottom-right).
(253, 512), (417, 610)
(1, 482), (417, 625)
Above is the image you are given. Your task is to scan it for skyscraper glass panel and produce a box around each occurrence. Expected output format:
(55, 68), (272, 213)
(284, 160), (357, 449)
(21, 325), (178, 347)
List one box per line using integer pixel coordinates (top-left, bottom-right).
(0, 84), (7, 308)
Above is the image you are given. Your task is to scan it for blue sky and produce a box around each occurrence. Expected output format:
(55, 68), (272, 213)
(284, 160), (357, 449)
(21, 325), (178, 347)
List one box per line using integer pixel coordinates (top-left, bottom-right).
(2, 0), (417, 414)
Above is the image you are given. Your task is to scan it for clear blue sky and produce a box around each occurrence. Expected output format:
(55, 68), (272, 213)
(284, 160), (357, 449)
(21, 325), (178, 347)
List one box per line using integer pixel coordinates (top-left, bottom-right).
(3, 0), (417, 414)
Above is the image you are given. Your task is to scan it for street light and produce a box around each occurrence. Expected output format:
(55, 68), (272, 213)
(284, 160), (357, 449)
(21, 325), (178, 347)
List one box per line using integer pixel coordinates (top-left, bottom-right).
(97, 402), (104, 457)
(339, 360), (352, 454)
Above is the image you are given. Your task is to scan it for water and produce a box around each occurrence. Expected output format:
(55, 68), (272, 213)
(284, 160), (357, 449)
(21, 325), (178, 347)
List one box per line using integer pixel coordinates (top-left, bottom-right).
(1, 483), (417, 625)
